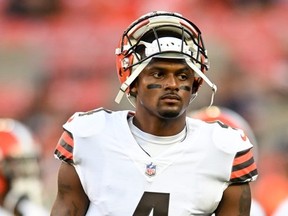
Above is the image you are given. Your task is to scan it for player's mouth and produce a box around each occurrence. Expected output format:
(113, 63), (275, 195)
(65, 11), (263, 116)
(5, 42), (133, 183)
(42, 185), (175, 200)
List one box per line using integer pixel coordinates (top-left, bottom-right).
(160, 93), (181, 102)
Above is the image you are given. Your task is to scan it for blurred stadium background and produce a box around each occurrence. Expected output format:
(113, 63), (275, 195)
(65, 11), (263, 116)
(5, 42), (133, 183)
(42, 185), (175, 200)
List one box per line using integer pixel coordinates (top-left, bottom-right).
(0, 0), (287, 214)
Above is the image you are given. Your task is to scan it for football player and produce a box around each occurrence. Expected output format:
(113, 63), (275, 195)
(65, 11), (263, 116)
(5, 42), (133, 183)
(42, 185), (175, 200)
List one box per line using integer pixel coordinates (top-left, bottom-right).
(51, 11), (258, 215)
(0, 118), (49, 216)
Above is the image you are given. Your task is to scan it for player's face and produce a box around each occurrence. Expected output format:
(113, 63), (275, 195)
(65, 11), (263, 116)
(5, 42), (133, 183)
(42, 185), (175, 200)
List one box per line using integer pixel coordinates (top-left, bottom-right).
(132, 58), (195, 119)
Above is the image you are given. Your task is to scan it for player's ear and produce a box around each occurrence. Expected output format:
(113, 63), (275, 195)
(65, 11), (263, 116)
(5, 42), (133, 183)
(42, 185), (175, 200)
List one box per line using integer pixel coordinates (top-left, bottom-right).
(192, 77), (203, 94)
(129, 81), (138, 97)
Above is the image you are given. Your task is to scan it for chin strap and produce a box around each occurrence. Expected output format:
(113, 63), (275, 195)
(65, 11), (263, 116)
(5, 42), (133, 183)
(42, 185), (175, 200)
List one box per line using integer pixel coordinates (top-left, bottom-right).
(209, 89), (217, 107)
(185, 58), (217, 107)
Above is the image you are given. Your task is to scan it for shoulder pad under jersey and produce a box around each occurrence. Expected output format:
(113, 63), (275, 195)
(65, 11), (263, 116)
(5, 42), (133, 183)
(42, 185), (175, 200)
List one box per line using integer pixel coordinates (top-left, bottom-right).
(211, 121), (253, 154)
(63, 107), (113, 137)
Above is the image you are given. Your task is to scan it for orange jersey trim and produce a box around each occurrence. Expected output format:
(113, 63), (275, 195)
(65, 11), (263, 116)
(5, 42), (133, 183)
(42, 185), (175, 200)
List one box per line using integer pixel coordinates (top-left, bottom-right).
(231, 162), (257, 179)
(54, 131), (74, 163)
(233, 149), (253, 166)
(61, 131), (74, 147)
(230, 148), (258, 182)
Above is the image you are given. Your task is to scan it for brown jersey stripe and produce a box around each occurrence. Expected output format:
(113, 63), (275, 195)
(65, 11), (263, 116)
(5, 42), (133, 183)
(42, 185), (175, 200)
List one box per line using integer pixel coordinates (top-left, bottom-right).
(230, 162), (257, 180)
(55, 139), (73, 160)
(230, 147), (258, 182)
(61, 131), (74, 147)
(59, 138), (73, 154)
(233, 149), (253, 166)
(54, 149), (74, 164)
(54, 131), (74, 162)
(230, 169), (258, 183)
(232, 157), (255, 172)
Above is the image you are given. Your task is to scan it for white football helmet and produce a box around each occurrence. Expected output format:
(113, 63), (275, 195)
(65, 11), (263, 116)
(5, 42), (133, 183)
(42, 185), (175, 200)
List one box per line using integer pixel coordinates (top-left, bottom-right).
(115, 11), (217, 106)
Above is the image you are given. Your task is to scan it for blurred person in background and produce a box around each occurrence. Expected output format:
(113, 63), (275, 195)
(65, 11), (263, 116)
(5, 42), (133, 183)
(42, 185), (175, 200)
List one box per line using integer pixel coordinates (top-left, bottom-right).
(51, 11), (258, 215)
(0, 118), (49, 215)
(271, 143), (288, 216)
(254, 124), (288, 216)
(4, 0), (62, 18)
(190, 105), (266, 216)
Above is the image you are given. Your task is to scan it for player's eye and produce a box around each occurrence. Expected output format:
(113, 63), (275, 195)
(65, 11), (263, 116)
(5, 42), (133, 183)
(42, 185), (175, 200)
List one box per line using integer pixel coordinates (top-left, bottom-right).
(177, 73), (188, 81)
(152, 71), (164, 79)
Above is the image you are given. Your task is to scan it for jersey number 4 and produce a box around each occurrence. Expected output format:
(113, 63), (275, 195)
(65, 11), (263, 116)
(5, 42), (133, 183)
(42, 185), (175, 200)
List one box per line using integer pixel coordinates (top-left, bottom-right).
(133, 192), (169, 216)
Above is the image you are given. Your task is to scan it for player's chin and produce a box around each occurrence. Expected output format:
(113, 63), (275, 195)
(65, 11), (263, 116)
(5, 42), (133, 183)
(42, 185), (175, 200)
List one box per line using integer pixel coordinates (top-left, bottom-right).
(158, 107), (182, 119)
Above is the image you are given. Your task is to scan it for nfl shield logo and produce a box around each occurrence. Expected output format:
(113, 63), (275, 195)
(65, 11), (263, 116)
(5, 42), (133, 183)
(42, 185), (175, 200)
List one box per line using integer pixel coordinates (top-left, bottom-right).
(145, 162), (156, 176)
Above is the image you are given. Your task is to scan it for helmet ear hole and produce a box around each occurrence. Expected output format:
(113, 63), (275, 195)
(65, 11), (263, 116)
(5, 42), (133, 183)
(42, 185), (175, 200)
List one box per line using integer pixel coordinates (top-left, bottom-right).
(192, 77), (203, 94)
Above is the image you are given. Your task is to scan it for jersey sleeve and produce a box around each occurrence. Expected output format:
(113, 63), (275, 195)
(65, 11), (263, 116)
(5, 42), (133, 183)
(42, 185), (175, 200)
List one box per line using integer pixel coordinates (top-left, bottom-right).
(212, 122), (258, 184)
(53, 108), (112, 164)
(53, 112), (79, 164)
(230, 147), (258, 183)
(54, 130), (74, 164)
(228, 127), (258, 184)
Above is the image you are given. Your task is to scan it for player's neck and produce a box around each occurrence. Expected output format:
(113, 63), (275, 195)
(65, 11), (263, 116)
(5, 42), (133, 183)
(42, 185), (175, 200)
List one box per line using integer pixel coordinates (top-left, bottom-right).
(133, 113), (186, 136)
(128, 117), (187, 157)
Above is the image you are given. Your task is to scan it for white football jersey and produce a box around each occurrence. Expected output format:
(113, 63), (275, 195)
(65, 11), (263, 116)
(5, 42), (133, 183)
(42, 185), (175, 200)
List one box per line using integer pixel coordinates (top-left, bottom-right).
(55, 108), (258, 215)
